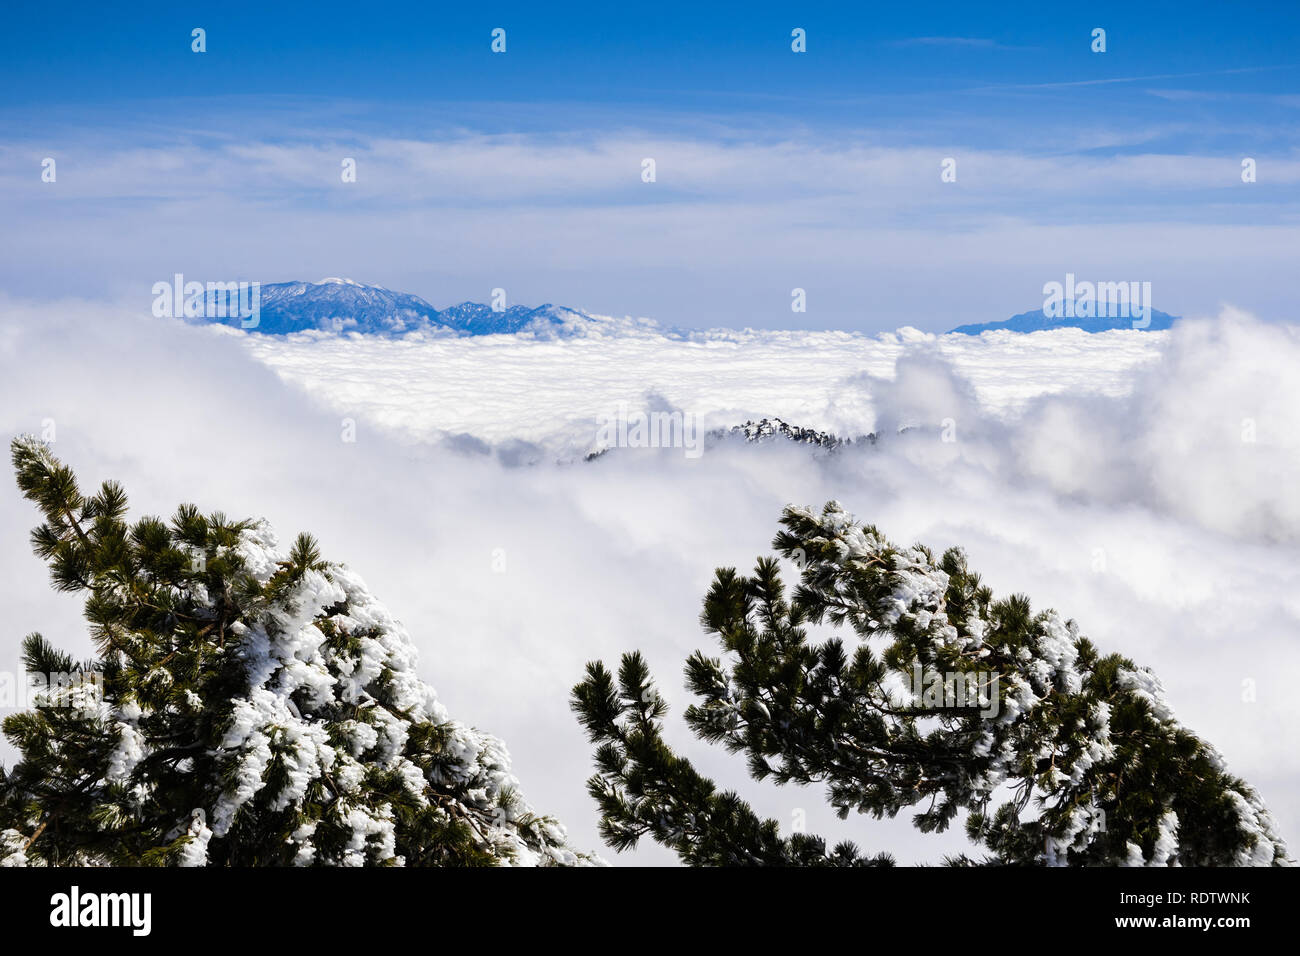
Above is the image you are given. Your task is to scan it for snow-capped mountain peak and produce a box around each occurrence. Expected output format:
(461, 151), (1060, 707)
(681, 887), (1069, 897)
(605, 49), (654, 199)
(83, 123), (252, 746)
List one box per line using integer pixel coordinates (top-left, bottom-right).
(197, 279), (604, 338)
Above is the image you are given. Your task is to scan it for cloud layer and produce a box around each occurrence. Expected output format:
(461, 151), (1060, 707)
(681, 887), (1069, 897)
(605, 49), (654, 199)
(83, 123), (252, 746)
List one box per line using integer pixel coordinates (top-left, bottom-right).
(1, 298), (1297, 864)
(3, 119), (1298, 330)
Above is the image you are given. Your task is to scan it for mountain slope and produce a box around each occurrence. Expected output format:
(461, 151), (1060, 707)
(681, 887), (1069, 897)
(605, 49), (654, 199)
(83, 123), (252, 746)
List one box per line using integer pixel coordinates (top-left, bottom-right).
(234, 279), (440, 334)
(435, 301), (596, 336)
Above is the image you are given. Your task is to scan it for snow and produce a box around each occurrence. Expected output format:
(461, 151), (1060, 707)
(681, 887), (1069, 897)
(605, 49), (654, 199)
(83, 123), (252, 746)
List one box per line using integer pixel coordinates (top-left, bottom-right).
(880, 562), (949, 628)
(1121, 811), (1181, 867)
(104, 705), (147, 785)
(5, 510), (593, 866)
(1117, 666), (1177, 724)
(1150, 811), (1180, 867)
(191, 522), (589, 863)
(176, 809), (213, 867)
(0, 829), (29, 867)
(1033, 612), (1082, 695)
(1225, 790), (1287, 867)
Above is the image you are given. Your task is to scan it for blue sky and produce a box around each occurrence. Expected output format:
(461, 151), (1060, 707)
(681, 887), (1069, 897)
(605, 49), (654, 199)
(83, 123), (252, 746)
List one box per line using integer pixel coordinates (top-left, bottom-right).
(2, 0), (1298, 331)
(5, 1), (1298, 115)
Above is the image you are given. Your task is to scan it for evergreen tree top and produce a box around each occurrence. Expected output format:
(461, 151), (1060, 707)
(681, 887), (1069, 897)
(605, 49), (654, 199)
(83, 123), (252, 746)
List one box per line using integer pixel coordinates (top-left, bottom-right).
(1, 437), (597, 867)
(574, 501), (1290, 867)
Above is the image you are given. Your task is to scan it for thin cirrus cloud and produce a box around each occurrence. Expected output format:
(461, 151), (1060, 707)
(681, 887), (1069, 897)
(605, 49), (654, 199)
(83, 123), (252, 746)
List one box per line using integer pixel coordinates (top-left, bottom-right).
(7, 132), (1298, 201)
(968, 64), (1300, 91)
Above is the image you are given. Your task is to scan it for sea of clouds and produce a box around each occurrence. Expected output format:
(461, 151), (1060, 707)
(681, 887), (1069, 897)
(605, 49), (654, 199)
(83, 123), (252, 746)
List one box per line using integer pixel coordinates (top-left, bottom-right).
(1, 297), (1297, 865)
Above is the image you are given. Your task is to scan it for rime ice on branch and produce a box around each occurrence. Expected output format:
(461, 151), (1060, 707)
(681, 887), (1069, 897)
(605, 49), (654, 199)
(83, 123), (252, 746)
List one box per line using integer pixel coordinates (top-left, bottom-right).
(0, 437), (596, 867)
(574, 501), (1289, 867)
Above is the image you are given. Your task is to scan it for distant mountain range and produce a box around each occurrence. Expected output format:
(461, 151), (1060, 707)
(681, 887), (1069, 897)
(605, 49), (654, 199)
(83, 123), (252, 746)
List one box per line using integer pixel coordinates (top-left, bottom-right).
(195, 279), (1181, 337)
(950, 305), (1179, 335)
(201, 278), (599, 337)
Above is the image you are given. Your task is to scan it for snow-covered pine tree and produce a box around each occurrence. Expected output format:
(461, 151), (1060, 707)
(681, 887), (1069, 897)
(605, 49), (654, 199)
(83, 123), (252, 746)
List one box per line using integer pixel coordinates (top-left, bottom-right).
(571, 650), (895, 866)
(0, 437), (595, 867)
(572, 501), (1290, 867)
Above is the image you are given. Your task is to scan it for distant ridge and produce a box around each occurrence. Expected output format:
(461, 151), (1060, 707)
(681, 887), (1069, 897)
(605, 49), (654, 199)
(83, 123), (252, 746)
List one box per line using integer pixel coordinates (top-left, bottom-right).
(951, 304), (1180, 335)
(199, 279), (600, 337)
(195, 279), (1184, 338)
(715, 418), (863, 450)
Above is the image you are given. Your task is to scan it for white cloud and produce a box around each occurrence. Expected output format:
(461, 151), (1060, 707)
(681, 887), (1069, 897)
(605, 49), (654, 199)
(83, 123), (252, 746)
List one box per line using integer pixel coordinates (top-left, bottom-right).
(3, 123), (1299, 331)
(241, 321), (1163, 453)
(7, 135), (1300, 202)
